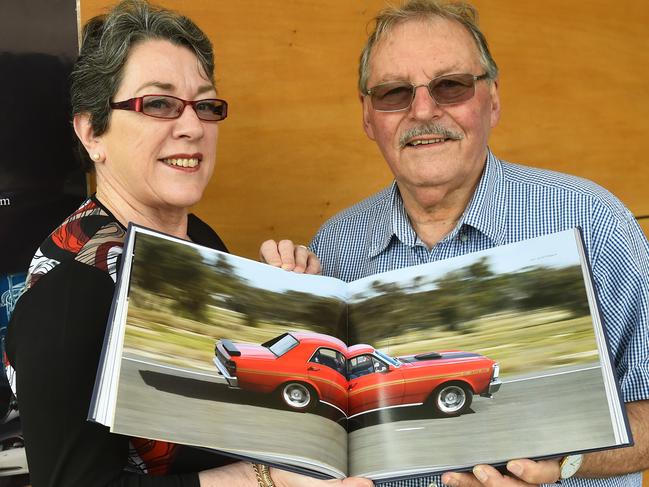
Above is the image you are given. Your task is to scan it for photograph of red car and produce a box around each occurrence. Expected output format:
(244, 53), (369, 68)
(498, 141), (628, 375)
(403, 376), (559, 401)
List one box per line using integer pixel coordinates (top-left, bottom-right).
(214, 331), (501, 418)
(104, 227), (625, 481)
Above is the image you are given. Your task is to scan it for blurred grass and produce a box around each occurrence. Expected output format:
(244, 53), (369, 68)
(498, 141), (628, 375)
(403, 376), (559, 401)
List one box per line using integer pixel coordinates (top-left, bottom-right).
(375, 309), (598, 377)
(123, 302), (314, 372)
(123, 299), (598, 377)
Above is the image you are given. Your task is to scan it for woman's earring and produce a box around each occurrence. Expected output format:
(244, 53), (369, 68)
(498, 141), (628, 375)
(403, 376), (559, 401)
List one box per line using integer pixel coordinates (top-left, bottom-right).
(92, 153), (101, 161)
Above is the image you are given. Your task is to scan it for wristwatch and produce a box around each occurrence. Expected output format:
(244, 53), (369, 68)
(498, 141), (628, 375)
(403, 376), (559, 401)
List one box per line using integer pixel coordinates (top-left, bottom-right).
(559, 454), (583, 479)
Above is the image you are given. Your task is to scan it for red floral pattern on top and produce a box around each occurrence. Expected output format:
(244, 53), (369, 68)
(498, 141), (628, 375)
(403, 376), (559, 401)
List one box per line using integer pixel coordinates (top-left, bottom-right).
(22, 197), (177, 475)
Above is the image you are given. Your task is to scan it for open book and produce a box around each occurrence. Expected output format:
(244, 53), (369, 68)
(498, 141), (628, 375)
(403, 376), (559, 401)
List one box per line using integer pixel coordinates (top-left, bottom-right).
(90, 225), (632, 482)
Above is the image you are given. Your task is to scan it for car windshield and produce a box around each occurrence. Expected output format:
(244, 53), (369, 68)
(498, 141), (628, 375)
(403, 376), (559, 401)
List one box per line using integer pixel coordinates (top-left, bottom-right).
(374, 349), (401, 367)
(266, 334), (299, 357)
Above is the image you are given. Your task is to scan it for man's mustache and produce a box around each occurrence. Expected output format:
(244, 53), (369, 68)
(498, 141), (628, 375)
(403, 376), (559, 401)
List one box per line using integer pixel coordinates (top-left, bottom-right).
(399, 123), (463, 149)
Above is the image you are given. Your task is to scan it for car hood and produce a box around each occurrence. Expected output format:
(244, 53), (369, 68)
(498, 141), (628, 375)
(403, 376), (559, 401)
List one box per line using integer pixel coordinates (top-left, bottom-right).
(397, 350), (484, 366)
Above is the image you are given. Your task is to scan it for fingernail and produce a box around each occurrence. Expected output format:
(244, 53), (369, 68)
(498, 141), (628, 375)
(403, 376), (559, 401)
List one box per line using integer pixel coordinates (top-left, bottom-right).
(442, 475), (458, 487)
(508, 462), (523, 476)
(473, 466), (488, 483)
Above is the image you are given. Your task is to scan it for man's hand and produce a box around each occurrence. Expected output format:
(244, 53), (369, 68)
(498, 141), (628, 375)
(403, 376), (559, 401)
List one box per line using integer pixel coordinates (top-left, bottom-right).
(260, 239), (321, 274)
(441, 459), (561, 487)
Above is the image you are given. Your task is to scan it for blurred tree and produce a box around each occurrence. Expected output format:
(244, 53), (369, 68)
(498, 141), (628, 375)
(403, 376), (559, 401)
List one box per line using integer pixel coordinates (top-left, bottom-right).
(131, 235), (222, 320)
(129, 234), (590, 348)
(514, 265), (589, 316)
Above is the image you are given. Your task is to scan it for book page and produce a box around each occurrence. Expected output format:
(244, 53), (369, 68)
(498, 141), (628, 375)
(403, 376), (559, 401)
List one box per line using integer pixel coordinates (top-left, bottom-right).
(96, 227), (631, 481)
(344, 229), (630, 479)
(108, 226), (351, 478)
(89, 225), (137, 425)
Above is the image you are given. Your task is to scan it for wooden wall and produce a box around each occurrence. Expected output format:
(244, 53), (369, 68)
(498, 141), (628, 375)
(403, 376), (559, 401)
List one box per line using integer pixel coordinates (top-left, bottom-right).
(79, 0), (649, 258)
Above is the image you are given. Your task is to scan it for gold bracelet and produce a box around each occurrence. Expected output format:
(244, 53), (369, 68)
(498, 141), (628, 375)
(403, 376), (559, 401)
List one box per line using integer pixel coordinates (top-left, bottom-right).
(252, 463), (276, 487)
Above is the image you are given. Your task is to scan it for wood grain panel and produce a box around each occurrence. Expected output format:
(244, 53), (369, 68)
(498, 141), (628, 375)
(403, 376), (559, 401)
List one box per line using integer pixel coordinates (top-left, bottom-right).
(639, 219), (649, 239)
(79, 0), (648, 256)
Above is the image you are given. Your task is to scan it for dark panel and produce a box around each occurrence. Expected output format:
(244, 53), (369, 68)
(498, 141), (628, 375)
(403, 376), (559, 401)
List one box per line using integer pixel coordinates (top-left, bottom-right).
(0, 0), (86, 275)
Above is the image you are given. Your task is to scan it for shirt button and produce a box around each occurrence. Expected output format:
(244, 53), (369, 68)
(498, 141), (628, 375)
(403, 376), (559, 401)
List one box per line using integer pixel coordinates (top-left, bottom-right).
(459, 233), (468, 242)
(428, 483), (438, 487)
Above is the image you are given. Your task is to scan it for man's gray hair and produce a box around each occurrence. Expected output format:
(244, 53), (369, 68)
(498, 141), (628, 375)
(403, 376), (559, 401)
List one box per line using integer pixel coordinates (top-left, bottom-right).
(70, 0), (215, 171)
(359, 0), (498, 93)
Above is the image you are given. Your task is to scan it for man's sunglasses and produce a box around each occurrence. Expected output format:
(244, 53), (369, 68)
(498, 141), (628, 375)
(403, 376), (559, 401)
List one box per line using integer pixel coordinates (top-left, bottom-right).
(110, 94), (228, 121)
(365, 72), (490, 112)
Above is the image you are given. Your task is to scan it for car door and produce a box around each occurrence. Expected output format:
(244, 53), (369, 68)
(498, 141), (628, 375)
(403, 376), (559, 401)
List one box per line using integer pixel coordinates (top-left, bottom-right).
(307, 347), (348, 414)
(347, 354), (404, 416)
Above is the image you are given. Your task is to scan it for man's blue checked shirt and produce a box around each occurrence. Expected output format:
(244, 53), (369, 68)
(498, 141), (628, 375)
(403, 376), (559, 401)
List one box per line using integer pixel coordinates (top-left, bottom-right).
(310, 150), (649, 487)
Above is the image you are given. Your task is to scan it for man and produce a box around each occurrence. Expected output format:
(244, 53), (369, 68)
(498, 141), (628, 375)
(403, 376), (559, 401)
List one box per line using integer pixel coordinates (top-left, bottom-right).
(261, 1), (649, 487)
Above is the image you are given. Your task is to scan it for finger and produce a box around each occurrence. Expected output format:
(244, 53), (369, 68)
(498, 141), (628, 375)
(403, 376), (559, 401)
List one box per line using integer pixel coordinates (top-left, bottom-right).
(473, 464), (540, 487)
(273, 468), (372, 487)
(442, 470), (485, 487)
(506, 458), (561, 484)
(472, 464), (521, 486)
(259, 240), (282, 267)
(443, 460), (558, 487)
(340, 477), (374, 487)
(277, 239), (297, 270)
(293, 245), (310, 273)
(443, 465), (533, 487)
(304, 252), (322, 275)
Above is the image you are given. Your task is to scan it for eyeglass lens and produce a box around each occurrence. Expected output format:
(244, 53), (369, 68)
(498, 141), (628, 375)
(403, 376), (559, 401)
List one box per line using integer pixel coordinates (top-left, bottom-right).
(142, 95), (227, 121)
(370, 73), (478, 111)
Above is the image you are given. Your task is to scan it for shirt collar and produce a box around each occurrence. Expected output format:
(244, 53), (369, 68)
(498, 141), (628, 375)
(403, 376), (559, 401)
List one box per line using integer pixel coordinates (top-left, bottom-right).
(367, 149), (508, 258)
(368, 181), (407, 258)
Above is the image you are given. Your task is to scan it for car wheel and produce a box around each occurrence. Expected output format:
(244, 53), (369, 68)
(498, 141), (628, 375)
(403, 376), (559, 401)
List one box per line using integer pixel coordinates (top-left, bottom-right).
(279, 382), (316, 412)
(430, 382), (472, 416)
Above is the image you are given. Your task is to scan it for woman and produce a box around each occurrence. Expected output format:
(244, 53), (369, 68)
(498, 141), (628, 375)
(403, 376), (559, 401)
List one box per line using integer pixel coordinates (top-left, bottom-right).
(5, 2), (372, 486)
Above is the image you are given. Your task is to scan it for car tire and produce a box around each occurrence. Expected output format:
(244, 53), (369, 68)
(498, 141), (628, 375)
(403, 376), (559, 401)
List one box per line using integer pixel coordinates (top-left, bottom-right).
(278, 382), (317, 412)
(429, 381), (472, 417)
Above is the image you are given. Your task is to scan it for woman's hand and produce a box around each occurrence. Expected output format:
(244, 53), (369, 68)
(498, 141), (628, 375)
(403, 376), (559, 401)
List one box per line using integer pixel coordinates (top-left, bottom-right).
(272, 466), (373, 487)
(198, 462), (373, 487)
(259, 239), (321, 274)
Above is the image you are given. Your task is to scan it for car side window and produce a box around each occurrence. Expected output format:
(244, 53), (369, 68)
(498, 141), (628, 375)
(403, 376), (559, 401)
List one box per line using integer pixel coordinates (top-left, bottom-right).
(373, 357), (388, 373)
(310, 348), (346, 376)
(348, 355), (375, 379)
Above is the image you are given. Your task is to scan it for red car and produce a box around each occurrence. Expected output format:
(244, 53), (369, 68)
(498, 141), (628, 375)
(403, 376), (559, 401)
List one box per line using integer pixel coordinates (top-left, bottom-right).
(213, 331), (501, 418)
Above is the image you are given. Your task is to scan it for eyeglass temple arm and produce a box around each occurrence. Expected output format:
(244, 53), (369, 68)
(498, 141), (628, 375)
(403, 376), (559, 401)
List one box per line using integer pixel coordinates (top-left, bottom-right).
(109, 98), (142, 111)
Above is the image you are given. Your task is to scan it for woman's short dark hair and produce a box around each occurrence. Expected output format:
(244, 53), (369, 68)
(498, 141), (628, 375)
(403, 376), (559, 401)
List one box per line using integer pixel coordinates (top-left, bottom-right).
(70, 0), (215, 171)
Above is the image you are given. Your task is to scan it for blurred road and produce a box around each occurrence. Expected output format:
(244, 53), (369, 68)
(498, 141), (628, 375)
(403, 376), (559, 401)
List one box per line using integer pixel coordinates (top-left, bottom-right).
(112, 354), (621, 480)
(350, 366), (618, 478)
(113, 354), (348, 476)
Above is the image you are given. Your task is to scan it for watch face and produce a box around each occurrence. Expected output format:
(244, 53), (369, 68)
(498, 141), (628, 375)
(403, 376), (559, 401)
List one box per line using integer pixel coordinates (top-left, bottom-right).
(560, 454), (583, 479)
